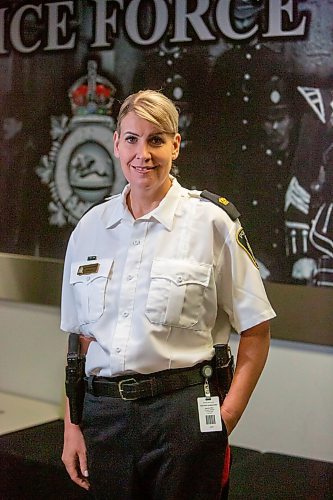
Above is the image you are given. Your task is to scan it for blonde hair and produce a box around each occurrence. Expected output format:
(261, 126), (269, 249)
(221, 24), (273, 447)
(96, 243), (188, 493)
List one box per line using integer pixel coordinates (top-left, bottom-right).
(116, 90), (179, 135)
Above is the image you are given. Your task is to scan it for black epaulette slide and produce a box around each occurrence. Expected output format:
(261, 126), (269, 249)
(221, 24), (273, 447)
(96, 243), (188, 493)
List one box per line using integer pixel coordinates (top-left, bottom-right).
(200, 190), (240, 221)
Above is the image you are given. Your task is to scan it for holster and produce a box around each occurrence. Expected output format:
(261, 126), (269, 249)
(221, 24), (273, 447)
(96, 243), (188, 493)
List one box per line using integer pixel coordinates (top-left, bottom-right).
(214, 343), (234, 401)
(65, 333), (86, 425)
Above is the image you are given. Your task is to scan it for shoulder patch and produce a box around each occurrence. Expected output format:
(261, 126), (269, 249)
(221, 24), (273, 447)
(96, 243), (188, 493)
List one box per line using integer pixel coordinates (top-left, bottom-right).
(200, 190), (240, 221)
(236, 227), (259, 268)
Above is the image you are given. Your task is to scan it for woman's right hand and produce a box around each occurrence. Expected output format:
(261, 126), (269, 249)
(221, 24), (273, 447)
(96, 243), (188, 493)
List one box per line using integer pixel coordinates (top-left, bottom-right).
(62, 399), (90, 490)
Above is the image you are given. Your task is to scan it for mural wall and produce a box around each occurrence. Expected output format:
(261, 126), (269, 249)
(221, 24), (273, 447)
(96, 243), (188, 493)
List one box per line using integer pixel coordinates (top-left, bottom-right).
(1, 0), (333, 292)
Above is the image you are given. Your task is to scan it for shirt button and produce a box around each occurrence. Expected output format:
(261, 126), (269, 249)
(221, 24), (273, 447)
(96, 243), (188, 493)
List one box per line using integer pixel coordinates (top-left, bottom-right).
(116, 347), (121, 353)
(133, 240), (140, 246)
(122, 311), (129, 318)
(176, 276), (183, 284)
(127, 275), (133, 280)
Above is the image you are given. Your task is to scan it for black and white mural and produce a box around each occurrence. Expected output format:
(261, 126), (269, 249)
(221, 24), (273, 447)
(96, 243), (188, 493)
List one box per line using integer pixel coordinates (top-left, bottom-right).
(1, 0), (333, 289)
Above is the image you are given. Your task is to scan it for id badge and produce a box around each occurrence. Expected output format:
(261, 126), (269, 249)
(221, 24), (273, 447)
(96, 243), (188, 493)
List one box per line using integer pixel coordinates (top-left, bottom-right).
(197, 396), (223, 432)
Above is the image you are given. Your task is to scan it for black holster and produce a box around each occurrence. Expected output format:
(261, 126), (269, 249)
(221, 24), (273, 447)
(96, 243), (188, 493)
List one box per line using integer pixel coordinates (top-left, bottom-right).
(65, 333), (86, 425)
(214, 344), (234, 401)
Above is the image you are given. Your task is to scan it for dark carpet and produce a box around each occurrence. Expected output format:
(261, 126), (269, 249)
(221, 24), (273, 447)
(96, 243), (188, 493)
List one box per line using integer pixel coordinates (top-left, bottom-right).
(0, 420), (332, 499)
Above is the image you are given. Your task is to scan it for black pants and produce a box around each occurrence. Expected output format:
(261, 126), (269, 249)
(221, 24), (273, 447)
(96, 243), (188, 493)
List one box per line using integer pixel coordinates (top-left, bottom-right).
(82, 382), (229, 500)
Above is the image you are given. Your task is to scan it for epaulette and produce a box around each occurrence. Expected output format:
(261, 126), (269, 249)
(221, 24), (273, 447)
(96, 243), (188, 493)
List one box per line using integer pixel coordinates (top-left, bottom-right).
(200, 190), (240, 221)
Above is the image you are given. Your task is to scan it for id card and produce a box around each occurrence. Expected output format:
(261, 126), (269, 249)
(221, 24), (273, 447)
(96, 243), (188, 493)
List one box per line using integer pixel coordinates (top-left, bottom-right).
(197, 396), (223, 432)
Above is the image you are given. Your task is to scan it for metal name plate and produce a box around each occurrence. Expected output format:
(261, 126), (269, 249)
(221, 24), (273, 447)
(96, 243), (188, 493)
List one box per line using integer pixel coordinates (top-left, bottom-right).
(77, 263), (100, 275)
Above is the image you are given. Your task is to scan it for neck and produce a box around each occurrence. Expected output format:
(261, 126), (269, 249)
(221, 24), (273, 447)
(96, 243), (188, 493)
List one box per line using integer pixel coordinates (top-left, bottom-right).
(127, 180), (172, 219)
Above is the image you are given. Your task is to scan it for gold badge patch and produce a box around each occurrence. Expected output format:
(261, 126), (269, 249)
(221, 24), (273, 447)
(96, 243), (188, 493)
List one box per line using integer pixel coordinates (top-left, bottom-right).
(77, 263), (100, 275)
(236, 228), (259, 268)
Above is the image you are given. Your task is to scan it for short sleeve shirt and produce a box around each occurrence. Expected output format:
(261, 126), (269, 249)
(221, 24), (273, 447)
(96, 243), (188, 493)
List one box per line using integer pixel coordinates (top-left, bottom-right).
(61, 178), (276, 376)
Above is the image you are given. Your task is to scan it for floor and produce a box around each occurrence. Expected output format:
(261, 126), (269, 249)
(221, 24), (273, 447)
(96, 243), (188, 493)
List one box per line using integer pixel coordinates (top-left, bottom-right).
(0, 419), (332, 499)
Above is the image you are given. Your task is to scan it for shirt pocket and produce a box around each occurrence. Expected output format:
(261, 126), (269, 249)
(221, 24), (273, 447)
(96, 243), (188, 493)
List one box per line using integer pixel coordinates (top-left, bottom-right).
(70, 259), (114, 325)
(145, 259), (212, 328)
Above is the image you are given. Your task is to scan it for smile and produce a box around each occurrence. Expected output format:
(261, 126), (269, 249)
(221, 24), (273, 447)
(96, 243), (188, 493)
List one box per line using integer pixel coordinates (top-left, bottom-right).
(131, 166), (157, 173)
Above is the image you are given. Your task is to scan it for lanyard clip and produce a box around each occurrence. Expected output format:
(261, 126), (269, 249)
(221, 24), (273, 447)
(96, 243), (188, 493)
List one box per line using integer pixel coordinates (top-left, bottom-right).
(201, 364), (213, 400)
(204, 378), (211, 400)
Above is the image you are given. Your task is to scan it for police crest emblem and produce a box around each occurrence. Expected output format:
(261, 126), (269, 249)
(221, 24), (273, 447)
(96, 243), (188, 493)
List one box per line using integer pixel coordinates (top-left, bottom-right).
(236, 227), (259, 269)
(36, 60), (126, 227)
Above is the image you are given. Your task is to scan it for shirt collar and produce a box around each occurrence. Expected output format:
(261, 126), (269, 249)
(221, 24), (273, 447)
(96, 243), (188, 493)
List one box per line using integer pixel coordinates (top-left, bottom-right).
(147, 177), (183, 231)
(102, 184), (131, 228)
(102, 177), (184, 231)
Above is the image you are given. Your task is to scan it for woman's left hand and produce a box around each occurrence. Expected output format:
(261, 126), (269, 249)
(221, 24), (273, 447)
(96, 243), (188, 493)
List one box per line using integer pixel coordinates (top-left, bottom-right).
(220, 405), (239, 436)
(219, 321), (271, 437)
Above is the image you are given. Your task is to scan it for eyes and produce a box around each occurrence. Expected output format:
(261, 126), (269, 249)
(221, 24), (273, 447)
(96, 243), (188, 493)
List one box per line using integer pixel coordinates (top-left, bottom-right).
(150, 135), (165, 146)
(124, 134), (165, 146)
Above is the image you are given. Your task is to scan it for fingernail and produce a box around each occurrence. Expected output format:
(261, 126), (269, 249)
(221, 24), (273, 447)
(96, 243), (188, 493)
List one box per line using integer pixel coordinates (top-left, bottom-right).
(83, 470), (89, 477)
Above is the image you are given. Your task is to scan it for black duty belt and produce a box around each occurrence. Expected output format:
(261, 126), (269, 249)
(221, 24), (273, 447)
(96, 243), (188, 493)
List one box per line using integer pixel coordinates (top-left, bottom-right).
(84, 360), (213, 401)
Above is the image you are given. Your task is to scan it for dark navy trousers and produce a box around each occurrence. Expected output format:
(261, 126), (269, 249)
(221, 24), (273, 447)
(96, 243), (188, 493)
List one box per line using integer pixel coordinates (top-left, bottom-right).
(82, 382), (229, 500)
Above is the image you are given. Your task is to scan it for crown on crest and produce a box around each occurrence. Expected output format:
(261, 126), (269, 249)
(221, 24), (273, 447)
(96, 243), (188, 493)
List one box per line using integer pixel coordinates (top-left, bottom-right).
(68, 60), (116, 116)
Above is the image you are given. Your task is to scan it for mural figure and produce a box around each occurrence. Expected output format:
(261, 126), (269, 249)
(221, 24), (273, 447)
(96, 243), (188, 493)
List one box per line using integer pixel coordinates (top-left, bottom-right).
(206, 0), (288, 180)
(236, 74), (298, 282)
(0, 94), (40, 255)
(285, 86), (333, 286)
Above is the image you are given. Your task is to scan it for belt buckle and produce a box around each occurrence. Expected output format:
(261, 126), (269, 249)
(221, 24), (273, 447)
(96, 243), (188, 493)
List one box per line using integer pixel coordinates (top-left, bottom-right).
(118, 378), (139, 401)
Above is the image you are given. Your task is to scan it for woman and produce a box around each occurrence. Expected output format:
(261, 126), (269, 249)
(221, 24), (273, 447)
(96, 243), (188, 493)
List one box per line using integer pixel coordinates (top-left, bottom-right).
(61, 90), (276, 499)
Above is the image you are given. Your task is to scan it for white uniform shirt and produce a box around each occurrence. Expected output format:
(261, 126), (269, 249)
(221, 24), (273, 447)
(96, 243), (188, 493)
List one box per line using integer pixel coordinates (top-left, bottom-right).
(61, 178), (276, 376)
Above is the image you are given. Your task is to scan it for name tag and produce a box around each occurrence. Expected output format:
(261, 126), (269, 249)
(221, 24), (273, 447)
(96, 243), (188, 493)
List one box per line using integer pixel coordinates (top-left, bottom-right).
(197, 396), (223, 432)
(77, 263), (100, 275)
